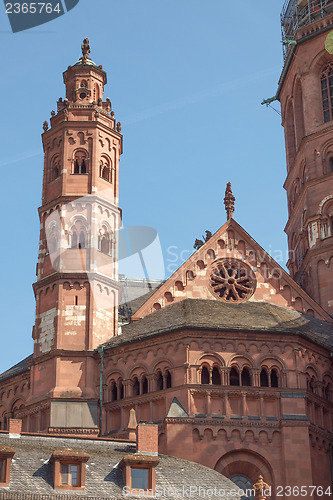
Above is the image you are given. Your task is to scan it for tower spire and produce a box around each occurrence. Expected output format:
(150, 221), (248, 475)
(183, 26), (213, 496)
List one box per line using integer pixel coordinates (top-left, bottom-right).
(224, 182), (235, 220)
(81, 37), (91, 64)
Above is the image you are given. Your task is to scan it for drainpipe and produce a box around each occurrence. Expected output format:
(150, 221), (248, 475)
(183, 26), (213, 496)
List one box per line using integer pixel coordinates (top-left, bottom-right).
(98, 346), (105, 437)
(330, 442), (333, 486)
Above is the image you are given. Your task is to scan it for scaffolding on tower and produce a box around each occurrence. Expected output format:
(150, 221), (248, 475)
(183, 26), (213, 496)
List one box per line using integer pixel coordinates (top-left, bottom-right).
(281, 0), (333, 59)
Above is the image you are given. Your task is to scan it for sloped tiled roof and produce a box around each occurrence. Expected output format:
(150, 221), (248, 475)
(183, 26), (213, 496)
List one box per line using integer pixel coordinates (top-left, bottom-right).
(104, 298), (333, 350)
(0, 433), (242, 499)
(0, 355), (32, 382)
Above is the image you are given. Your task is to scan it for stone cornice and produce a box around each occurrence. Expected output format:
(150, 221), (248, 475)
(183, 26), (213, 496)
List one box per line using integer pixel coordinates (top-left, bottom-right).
(33, 272), (121, 292)
(104, 328), (332, 361)
(164, 416), (280, 430)
(28, 349), (96, 367)
(38, 193), (120, 216)
(104, 393), (164, 410)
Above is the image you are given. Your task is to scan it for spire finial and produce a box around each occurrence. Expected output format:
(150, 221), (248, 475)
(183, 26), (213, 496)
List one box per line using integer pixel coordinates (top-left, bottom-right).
(81, 37), (90, 64)
(224, 182), (235, 220)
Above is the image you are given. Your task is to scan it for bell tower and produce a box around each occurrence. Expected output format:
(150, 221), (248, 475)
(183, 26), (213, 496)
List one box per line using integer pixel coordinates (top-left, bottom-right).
(27, 39), (123, 431)
(279, 0), (333, 315)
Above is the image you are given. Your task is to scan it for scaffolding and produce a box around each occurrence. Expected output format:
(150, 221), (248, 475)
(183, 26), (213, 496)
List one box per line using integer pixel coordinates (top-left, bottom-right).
(281, 0), (333, 58)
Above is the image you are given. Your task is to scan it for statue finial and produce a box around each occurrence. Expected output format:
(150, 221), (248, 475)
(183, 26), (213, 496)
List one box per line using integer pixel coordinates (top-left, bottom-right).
(224, 182), (235, 220)
(81, 37), (90, 64)
(252, 475), (270, 500)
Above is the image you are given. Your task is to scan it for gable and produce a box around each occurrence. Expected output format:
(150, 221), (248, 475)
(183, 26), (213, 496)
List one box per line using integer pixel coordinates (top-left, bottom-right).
(132, 219), (332, 323)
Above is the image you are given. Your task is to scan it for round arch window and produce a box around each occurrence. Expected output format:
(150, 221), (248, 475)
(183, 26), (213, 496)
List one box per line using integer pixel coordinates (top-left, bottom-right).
(209, 259), (256, 302)
(230, 475), (254, 499)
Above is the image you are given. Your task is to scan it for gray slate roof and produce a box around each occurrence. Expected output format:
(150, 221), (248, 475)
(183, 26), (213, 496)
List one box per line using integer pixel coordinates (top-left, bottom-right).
(0, 433), (241, 499)
(0, 355), (31, 382)
(104, 298), (333, 350)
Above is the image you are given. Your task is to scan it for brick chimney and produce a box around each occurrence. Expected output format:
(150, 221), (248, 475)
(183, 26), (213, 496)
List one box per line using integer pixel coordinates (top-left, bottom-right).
(136, 423), (158, 456)
(9, 418), (22, 436)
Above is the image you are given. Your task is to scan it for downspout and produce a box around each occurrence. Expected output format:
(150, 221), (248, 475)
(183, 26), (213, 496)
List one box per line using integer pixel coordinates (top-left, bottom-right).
(98, 346), (105, 437)
(330, 442), (333, 487)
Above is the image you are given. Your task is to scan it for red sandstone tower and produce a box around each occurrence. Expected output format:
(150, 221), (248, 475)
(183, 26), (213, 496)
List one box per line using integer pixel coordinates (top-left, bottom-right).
(279, 0), (333, 315)
(27, 39), (123, 431)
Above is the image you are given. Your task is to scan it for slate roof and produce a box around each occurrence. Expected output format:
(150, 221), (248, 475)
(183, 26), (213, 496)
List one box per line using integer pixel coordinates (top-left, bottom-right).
(104, 298), (333, 350)
(0, 433), (242, 499)
(0, 355), (32, 382)
(118, 277), (164, 323)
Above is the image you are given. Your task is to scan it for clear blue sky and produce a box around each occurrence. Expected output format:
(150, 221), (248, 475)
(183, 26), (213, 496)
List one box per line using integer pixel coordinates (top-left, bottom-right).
(0, 0), (287, 373)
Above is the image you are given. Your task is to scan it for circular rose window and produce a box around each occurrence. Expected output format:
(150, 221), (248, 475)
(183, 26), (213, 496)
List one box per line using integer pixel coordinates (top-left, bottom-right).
(209, 259), (256, 302)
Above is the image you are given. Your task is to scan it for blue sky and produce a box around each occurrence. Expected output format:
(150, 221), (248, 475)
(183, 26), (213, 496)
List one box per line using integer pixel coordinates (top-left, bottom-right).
(0, 0), (287, 373)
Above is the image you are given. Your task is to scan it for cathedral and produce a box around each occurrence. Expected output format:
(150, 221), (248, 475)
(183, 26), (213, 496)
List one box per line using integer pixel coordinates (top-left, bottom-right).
(0, 1), (333, 498)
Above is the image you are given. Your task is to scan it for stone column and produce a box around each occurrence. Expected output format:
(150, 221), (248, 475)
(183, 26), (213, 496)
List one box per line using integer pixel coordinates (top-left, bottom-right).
(149, 401), (153, 422)
(259, 395), (264, 417)
(123, 379), (132, 398)
(242, 392), (247, 417)
(206, 392), (211, 417)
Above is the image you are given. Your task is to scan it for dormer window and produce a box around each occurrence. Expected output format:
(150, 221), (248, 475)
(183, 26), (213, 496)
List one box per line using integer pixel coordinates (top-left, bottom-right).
(131, 467), (150, 490)
(119, 455), (159, 496)
(0, 446), (15, 486)
(50, 449), (89, 490)
(60, 463), (79, 487)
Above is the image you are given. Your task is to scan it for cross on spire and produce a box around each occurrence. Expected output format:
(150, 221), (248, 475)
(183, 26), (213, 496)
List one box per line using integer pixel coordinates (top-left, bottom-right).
(224, 182), (235, 220)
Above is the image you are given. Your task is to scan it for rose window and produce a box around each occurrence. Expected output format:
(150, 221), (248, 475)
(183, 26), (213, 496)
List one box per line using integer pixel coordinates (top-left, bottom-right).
(209, 259), (256, 302)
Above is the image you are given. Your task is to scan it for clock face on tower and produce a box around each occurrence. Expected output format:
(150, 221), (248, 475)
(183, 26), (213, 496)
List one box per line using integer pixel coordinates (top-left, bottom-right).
(325, 30), (333, 54)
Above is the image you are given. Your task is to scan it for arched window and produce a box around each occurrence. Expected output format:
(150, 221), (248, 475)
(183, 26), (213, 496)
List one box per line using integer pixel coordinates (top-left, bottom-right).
(133, 377), (140, 397)
(329, 157), (333, 173)
(48, 235), (58, 253)
(98, 225), (112, 255)
(212, 366), (221, 385)
(165, 370), (172, 389)
(201, 366), (210, 385)
(73, 150), (88, 174)
(241, 367), (251, 387)
(306, 372), (315, 393)
(78, 231), (86, 249)
(70, 219), (88, 249)
(111, 382), (117, 402)
(156, 371), (163, 391)
(230, 475), (255, 500)
(286, 100), (296, 166)
(119, 380), (124, 400)
(321, 63), (333, 123)
(230, 367), (240, 386)
(99, 156), (112, 183)
(50, 155), (60, 181)
(271, 369), (279, 388)
(142, 376), (148, 394)
(294, 79), (305, 148)
(71, 231), (78, 248)
(260, 368), (269, 387)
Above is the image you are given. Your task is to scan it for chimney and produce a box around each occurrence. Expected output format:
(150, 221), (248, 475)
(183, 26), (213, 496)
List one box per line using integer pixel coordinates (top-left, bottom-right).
(9, 418), (22, 437)
(136, 423), (158, 456)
